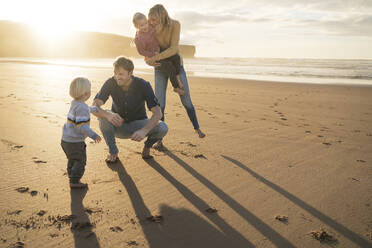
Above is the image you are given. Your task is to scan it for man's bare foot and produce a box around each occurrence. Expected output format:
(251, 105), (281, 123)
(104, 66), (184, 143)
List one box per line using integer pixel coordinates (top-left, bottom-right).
(105, 154), (118, 163)
(196, 129), (206, 138)
(173, 87), (186, 96)
(142, 146), (153, 159)
(153, 140), (167, 151)
(70, 182), (88, 189)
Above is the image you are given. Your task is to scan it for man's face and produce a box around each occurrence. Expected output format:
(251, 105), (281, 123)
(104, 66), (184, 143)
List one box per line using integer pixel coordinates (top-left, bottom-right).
(114, 67), (132, 87)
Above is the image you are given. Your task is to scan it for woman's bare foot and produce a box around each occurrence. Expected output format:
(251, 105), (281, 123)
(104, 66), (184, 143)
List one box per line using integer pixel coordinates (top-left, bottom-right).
(196, 129), (206, 138)
(142, 146), (154, 159)
(173, 87), (186, 96)
(105, 154), (118, 163)
(70, 182), (88, 189)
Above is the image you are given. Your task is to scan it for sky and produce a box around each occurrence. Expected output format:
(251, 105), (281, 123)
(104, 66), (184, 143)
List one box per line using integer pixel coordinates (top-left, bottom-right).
(1, 0), (372, 59)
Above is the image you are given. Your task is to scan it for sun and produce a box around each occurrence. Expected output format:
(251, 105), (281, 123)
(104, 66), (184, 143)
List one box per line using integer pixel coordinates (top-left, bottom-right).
(31, 20), (73, 45)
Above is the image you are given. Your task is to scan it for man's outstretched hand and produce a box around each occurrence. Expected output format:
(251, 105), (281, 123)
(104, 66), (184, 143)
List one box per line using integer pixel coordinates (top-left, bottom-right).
(131, 129), (148, 142)
(108, 113), (123, 127)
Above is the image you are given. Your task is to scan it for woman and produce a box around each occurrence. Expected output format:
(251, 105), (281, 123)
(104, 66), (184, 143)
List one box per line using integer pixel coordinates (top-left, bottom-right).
(145, 4), (205, 148)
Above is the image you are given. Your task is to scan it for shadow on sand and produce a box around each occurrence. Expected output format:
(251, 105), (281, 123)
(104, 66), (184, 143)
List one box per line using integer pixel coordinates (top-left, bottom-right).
(221, 155), (371, 248)
(107, 159), (250, 248)
(163, 150), (296, 248)
(70, 188), (101, 248)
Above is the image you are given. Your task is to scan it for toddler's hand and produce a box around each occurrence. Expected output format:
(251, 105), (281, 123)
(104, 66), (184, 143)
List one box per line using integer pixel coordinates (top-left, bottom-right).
(94, 136), (102, 143)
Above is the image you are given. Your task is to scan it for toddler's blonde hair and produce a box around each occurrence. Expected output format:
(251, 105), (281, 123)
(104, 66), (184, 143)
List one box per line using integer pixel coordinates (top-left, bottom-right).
(69, 77), (91, 100)
(133, 12), (146, 27)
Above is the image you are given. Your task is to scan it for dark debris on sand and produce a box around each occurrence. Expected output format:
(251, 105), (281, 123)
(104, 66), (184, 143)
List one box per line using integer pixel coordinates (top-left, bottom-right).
(15, 187), (29, 193)
(7, 210), (22, 215)
(110, 226), (123, 232)
(310, 228), (337, 243)
(275, 215), (289, 223)
(9, 241), (24, 248)
(71, 221), (94, 231)
(146, 215), (163, 223)
(37, 210), (47, 216)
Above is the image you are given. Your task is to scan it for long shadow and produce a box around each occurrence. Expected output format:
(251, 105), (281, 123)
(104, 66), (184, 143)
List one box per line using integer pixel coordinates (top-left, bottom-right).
(145, 159), (255, 248)
(108, 160), (249, 248)
(222, 155), (372, 248)
(164, 151), (296, 248)
(70, 188), (101, 248)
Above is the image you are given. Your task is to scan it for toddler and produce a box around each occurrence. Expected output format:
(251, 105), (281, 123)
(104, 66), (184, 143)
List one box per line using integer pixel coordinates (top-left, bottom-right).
(133, 12), (186, 96)
(61, 77), (101, 188)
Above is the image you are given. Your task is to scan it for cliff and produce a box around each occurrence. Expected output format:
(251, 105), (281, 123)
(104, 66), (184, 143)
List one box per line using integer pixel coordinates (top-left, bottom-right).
(0, 21), (195, 58)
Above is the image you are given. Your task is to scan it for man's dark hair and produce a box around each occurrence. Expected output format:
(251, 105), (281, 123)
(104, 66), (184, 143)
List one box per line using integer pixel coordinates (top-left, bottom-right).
(113, 56), (134, 72)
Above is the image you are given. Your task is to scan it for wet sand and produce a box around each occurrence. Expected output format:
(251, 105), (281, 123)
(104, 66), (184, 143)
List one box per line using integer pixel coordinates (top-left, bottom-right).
(0, 62), (371, 247)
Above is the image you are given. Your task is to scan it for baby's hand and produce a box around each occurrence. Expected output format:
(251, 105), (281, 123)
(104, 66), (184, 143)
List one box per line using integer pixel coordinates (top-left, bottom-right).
(94, 135), (102, 143)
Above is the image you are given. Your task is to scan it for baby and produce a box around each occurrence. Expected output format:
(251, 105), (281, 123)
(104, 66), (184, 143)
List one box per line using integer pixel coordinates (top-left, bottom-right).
(61, 77), (101, 188)
(133, 12), (186, 96)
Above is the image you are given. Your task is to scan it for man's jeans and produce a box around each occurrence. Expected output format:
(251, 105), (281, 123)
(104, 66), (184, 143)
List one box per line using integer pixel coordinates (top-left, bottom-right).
(99, 118), (168, 155)
(155, 66), (200, 130)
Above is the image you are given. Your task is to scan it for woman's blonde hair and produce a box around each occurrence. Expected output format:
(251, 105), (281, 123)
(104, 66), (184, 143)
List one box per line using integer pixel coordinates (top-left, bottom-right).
(69, 77), (91, 100)
(148, 4), (171, 29)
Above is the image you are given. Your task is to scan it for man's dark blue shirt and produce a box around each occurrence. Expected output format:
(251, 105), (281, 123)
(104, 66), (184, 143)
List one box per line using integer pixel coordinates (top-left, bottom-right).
(95, 76), (159, 123)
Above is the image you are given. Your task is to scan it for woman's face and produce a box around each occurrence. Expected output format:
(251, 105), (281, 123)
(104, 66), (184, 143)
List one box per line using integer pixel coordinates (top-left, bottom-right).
(148, 15), (160, 26)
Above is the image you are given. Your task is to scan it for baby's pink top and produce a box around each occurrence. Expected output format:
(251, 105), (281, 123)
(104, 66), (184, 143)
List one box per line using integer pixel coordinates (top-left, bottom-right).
(134, 26), (160, 58)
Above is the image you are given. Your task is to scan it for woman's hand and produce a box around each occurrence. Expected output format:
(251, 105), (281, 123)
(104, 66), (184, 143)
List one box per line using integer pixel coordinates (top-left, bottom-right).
(145, 56), (161, 67)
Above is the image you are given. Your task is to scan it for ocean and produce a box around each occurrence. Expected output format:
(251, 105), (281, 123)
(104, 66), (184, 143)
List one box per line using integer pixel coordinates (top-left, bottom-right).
(1, 57), (371, 85)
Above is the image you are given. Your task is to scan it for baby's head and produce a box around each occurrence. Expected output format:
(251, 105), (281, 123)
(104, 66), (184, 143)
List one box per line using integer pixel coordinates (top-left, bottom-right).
(69, 77), (91, 101)
(133, 12), (149, 32)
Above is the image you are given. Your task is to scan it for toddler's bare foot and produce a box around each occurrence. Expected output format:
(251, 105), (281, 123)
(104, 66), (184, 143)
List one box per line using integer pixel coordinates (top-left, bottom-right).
(196, 129), (206, 138)
(173, 87), (186, 96)
(176, 75), (184, 88)
(70, 182), (88, 189)
(142, 146), (153, 159)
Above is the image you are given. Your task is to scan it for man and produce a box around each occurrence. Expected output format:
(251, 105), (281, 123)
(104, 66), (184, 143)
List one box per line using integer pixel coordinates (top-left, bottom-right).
(92, 56), (168, 162)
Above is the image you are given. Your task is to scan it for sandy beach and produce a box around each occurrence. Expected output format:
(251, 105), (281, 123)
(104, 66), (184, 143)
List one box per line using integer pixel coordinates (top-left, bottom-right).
(0, 61), (371, 248)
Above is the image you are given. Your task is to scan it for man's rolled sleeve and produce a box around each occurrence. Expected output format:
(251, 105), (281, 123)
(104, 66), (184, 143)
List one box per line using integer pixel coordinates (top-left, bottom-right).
(143, 82), (160, 110)
(94, 79), (112, 103)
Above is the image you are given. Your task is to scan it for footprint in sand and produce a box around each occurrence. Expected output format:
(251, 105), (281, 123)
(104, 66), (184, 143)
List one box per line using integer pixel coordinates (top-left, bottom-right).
(1, 139), (23, 151)
(127, 241), (139, 246)
(205, 207), (218, 213)
(34, 160), (47, 164)
(356, 159), (366, 163)
(194, 154), (207, 159)
(322, 142), (332, 146)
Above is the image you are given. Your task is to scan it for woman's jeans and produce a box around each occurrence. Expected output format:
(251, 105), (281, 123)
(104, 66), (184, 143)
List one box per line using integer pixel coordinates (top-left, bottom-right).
(154, 66), (200, 130)
(99, 118), (168, 155)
